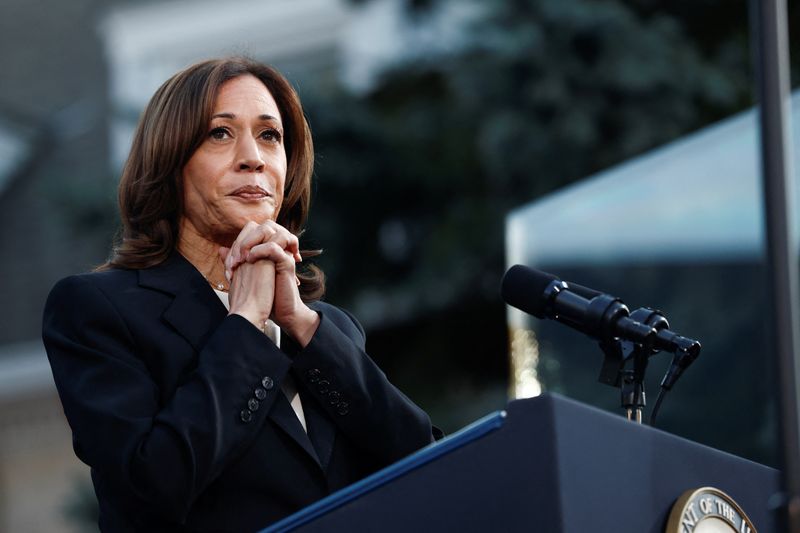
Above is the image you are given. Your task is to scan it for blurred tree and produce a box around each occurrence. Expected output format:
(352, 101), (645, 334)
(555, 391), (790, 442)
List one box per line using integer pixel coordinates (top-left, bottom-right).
(308, 0), (755, 307)
(299, 0), (764, 431)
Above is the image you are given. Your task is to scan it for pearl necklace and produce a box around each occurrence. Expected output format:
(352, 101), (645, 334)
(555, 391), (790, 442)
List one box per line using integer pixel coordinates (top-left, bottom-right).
(203, 274), (228, 292)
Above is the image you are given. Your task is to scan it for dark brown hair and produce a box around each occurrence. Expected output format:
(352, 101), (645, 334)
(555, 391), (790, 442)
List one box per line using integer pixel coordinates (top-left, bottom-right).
(105, 57), (324, 301)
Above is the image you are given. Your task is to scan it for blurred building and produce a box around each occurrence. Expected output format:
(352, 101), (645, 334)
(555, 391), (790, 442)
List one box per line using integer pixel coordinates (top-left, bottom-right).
(504, 94), (800, 467)
(0, 0), (353, 530)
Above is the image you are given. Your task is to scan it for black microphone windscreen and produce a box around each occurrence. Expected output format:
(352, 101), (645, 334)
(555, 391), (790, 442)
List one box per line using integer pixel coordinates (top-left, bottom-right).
(501, 265), (559, 319)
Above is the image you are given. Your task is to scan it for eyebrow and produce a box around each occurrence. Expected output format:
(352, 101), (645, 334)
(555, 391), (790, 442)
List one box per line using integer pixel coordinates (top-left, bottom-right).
(211, 112), (280, 122)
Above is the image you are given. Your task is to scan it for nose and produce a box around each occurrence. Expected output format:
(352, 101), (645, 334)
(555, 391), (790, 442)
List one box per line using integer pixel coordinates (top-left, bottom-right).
(235, 137), (265, 172)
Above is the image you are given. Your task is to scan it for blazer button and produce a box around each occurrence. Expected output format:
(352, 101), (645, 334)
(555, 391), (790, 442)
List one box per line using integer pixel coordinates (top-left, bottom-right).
(307, 368), (322, 383)
(317, 379), (330, 394)
(254, 387), (267, 400)
(248, 398), (260, 411)
(336, 401), (349, 416)
(262, 376), (274, 390)
(327, 391), (341, 405)
(240, 409), (253, 423)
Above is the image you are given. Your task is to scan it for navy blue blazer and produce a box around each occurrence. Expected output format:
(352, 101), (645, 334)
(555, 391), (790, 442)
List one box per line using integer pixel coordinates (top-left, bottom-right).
(42, 253), (438, 532)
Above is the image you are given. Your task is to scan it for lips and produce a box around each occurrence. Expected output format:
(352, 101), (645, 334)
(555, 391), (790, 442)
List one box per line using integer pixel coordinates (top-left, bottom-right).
(228, 185), (271, 199)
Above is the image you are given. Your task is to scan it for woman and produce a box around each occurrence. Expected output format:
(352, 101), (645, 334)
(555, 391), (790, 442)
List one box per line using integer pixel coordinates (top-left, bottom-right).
(42, 57), (439, 532)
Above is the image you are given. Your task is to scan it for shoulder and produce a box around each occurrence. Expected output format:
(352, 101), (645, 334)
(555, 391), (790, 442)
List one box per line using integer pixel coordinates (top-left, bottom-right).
(45, 269), (159, 328)
(47, 269), (138, 304)
(44, 271), (140, 330)
(43, 270), (143, 351)
(309, 301), (366, 341)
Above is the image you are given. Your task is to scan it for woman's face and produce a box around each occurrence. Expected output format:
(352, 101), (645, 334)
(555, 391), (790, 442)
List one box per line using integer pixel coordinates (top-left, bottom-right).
(181, 74), (287, 245)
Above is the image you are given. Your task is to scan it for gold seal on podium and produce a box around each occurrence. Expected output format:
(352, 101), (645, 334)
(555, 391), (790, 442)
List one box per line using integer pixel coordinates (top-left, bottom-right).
(666, 487), (757, 533)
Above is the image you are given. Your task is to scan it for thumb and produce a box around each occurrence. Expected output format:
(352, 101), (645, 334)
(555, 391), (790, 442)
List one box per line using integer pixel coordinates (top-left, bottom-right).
(219, 246), (232, 281)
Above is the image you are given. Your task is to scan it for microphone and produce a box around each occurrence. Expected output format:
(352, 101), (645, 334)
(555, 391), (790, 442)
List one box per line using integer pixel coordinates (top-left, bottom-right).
(501, 265), (701, 361)
(501, 265), (656, 346)
(502, 265), (702, 424)
(627, 307), (701, 390)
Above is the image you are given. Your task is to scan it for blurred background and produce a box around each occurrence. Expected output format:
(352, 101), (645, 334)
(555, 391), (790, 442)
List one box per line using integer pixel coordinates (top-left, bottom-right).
(1, 0), (799, 530)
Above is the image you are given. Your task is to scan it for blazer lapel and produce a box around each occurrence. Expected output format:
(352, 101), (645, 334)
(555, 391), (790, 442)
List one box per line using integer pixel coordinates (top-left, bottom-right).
(138, 253), (228, 351)
(301, 394), (336, 473)
(268, 394), (321, 467)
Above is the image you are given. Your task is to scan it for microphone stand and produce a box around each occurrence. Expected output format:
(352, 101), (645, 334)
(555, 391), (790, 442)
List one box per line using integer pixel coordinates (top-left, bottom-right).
(597, 337), (650, 423)
(623, 344), (650, 423)
(596, 308), (691, 425)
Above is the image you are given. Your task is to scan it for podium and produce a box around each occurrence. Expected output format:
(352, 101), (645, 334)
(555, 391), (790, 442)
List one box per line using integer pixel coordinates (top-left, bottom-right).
(261, 394), (780, 532)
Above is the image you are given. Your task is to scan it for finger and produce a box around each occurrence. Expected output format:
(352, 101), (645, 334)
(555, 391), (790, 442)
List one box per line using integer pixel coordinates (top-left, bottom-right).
(241, 223), (279, 254)
(225, 251), (237, 280)
(246, 242), (296, 271)
(237, 221), (301, 262)
(266, 223), (303, 263)
(219, 246), (232, 281)
(258, 222), (300, 262)
(229, 221), (267, 265)
(229, 221), (302, 270)
(263, 230), (301, 262)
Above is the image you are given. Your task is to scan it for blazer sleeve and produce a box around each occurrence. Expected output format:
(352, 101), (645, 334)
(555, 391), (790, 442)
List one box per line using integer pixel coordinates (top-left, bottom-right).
(290, 303), (442, 465)
(42, 275), (291, 524)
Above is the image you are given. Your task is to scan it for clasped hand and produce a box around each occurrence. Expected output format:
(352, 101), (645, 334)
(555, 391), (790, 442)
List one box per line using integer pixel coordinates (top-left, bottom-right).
(220, 221), (319, 347)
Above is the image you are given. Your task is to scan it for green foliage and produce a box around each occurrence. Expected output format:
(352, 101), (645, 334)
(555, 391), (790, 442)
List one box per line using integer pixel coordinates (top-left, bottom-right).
(303, 1), (797, 452)
(306, 0), (753, 316)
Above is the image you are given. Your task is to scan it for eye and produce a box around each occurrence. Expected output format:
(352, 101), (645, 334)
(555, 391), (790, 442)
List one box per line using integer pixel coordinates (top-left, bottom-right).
(260, 128), (282, 143)
(208, 127), (231, 141)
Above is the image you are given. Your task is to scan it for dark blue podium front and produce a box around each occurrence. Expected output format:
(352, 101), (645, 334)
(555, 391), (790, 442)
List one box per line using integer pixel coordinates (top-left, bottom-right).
(262, 393), (779, 533)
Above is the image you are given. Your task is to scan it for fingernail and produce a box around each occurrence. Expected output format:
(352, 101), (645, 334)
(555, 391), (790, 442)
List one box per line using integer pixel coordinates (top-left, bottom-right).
(225, 269), (232, 282)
